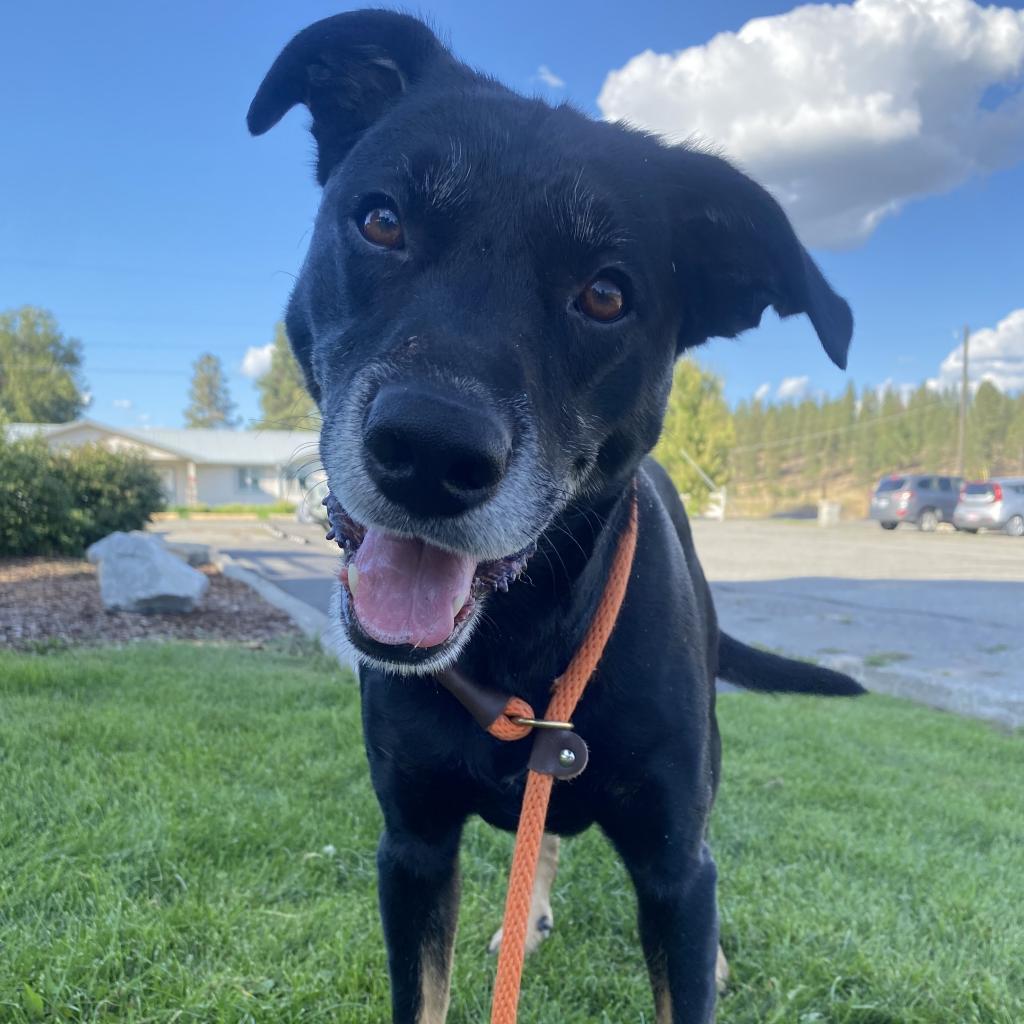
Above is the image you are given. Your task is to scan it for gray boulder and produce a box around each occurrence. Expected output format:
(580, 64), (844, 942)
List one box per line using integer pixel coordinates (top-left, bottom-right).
(86, 532), (209, 614)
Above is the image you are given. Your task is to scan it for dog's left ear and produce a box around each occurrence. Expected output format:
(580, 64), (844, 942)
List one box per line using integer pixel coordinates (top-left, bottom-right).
(668, 147), (852, 369)
(247, 11), (454, 185)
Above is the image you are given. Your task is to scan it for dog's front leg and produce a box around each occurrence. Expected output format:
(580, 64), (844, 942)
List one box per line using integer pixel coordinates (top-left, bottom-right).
(607, 816), (719, 1023)
(377, 822), (463, 1024)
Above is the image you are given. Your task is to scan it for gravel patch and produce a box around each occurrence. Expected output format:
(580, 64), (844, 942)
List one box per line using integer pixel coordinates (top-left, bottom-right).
(1, 558), (302, 652)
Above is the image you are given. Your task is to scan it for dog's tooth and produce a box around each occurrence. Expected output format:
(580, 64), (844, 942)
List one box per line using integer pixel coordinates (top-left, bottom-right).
(452, 589), (470, 616)
(348, 563), (359, 597)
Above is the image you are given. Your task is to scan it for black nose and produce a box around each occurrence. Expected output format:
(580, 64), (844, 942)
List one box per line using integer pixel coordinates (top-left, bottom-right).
(363, 384), (512, 517)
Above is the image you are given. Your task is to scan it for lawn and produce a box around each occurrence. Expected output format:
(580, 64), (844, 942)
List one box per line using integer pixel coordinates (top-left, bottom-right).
(1, 643), (1021, 1023)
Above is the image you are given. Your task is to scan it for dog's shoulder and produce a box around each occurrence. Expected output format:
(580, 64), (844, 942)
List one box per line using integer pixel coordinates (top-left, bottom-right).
(639, 456), (695, 551)
(638, 456), (717, 636)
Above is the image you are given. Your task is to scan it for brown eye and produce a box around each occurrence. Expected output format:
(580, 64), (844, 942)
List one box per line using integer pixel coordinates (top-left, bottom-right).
(359, 206), (404, 249)
(577, 274), (627, 322)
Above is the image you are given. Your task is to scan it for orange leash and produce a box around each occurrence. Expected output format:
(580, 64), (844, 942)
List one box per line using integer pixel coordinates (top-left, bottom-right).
(485, 489), (639, 1024)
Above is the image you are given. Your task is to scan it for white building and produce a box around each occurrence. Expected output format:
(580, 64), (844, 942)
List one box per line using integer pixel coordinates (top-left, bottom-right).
(6, 419), (321, 507)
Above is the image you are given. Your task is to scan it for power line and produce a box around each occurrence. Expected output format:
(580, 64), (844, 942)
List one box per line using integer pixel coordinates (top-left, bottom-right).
(0, 255), (298, 288)
(85, 366), (193, 377)
(66, 315), (278, 333)
(729, 395), (954, 454)
(956, 325), (970, 477)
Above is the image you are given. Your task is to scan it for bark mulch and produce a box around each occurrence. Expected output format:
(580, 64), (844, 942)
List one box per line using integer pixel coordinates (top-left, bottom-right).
(0, 558), (302, 652)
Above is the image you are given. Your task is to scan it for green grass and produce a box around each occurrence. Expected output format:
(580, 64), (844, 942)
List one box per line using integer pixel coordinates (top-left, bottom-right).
(1, 644), (1021, 1023)
(863, 651), (912, 668)
(169, 502), (296, 520)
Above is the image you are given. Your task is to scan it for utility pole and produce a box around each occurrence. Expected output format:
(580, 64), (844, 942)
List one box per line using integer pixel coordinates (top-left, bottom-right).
(956, 324), (970, 478)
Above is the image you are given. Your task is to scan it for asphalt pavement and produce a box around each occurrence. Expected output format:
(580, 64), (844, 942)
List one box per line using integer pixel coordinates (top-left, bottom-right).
(154, 517), (341, 615)
(154, 515), (1024, 729)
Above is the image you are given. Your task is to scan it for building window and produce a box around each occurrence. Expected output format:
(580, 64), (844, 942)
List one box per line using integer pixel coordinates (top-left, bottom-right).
(238, 466), (262, 492)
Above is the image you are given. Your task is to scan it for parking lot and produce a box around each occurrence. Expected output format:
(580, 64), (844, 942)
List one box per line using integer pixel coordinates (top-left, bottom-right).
(694, 519), (1023, 728)
(692, 517), (1024, 583)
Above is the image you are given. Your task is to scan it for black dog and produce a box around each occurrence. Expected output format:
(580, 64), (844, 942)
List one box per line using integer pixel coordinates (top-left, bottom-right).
(248, 12), (863, 1022)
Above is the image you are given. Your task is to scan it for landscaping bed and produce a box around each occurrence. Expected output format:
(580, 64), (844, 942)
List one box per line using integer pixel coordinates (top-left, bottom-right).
(0, 558), (301, 651)
(1, 642), (1021, 1022)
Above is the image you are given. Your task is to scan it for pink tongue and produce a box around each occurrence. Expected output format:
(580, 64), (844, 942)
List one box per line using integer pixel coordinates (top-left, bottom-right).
(351, 528), (477, 648)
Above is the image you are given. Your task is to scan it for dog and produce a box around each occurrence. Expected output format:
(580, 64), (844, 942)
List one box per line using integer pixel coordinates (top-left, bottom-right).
(248, 12), (864, 1022)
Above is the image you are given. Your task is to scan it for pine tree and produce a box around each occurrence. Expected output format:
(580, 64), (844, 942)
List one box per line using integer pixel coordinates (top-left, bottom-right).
(836, 382), (858, 469)
(184, 353), (238, 429)
(855, 389), (880, 479)
(253, 323), (320, 429)
(968, 381), (1012, 477)
(1007, 397), (1024, 473)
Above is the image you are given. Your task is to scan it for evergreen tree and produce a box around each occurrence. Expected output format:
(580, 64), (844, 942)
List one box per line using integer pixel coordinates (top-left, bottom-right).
(855, 389), (880, 479)
(728, 374), (1023, 516)
(184, 353), (238, 428)
(1006, 397), (1024, 473)
(652, 359), (734, 512)
(253, 323), (320, 429)
(968, 381), (1012, 477)
(0, 306), (88, 423)
(874, 385), (908, 472)
(837, 382), (857, 465)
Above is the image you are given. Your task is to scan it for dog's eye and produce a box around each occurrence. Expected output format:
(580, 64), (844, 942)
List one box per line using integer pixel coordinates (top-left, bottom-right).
(577, 274), (627, 323)
(359, 205), (404, 250)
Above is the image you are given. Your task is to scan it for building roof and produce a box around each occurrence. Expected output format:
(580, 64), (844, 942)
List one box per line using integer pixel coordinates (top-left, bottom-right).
(5, 419), (321, 469)
(4, 422), (66, 440)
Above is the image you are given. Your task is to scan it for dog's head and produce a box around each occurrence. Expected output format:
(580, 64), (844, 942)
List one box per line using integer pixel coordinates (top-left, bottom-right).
(249, 11), (852, 676)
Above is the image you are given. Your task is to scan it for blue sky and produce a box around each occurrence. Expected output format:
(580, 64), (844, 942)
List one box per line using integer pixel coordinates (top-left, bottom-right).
(2, 0), (1023, 429)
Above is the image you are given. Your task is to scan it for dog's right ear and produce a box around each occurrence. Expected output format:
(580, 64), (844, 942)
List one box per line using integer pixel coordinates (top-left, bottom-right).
(247, 11), (452, 185)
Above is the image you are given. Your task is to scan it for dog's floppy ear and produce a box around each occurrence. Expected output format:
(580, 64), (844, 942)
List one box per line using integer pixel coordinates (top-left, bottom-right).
(247, 11), (452, 185)
(669, 147), (852, 369)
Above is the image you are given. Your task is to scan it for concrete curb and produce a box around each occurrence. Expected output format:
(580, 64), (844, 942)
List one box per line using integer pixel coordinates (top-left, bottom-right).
(818, 654), (1023, 731)
(213, 551), (328, 641)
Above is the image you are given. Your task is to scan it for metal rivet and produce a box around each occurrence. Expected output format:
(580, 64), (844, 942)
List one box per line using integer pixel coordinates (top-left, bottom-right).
(558, 748), (576, 767)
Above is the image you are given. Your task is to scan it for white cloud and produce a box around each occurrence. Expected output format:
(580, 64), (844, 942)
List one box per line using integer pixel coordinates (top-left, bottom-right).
(535, 65), (566, 89)
(777, 375), (809, 400)
(597, 0), (1024, 247)
(112, 398), (133, 410)
(753, 382), (772, 402)
(930, 308), (1024, 392)
(241, 343), (274, 379)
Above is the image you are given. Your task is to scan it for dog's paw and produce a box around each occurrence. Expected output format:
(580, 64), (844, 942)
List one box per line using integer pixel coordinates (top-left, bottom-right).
(487, 911), (553, 955)
(715, 945), (730, 994)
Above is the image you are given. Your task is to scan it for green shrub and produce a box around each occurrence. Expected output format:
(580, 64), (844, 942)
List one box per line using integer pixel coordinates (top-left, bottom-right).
(0, 435), (165, 556)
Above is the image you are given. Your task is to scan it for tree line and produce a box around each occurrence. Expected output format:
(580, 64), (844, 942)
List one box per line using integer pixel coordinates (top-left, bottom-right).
(0, 306), (317, 431)
(4, 305), (1022, 519)
(728, 381), (1024, 516)
(182, 324), (319, 430)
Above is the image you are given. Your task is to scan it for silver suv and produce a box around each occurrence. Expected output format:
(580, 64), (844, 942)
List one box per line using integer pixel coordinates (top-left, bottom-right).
(869, 474), (963, 531)
(953, 478), (1024, 536)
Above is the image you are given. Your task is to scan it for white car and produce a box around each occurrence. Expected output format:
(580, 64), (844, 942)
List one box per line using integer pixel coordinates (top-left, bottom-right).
(953, 478), (1024, 536)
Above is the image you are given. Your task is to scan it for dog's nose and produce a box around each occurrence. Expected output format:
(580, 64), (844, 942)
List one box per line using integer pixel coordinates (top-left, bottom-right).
(363, 385), (512, 517)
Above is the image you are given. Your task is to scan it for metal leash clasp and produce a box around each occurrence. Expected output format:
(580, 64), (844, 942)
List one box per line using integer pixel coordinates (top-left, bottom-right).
(510, 716), (574, 731)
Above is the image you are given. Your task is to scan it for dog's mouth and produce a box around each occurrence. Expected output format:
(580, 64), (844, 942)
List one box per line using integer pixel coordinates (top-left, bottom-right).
(324, 493), (534, 657)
